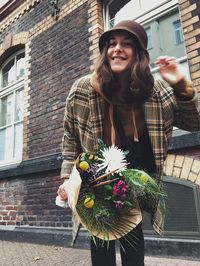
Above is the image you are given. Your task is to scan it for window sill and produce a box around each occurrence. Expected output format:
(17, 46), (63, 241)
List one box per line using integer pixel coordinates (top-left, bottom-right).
(0, 153), (62, 179)
(169, 130), (200, 150)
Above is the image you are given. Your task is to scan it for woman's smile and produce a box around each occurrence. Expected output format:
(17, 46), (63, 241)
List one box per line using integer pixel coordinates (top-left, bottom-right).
(112, 56), (127, 61)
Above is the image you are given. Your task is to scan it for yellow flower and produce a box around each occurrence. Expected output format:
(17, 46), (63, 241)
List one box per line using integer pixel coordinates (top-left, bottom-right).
(140, 173), (149, 183)
(84, 197), (94, 208)
(79, 161), (89, 171)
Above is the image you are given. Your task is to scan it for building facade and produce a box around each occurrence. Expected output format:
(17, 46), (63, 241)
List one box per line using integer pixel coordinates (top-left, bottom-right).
(0, 0), (200, 246)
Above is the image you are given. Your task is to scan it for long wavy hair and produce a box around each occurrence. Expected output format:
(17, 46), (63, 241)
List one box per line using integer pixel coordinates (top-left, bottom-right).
(95, 36), (154, 104)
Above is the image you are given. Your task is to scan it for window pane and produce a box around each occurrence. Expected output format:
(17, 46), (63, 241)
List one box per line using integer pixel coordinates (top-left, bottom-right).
(173, 20), (180, 29)
(15, 89), (24, 122)
(14, 122), (23, 158)
(2, 58), (15, 87)
(4, 126), (13, 160)
(0, 97), (7, 127)
(16, 53), (25, 80)
(0, 94), (13, 127)
(2, 72), (8, 88)
(145, 27), (152, 50)
(175, 31), (181, 44)
(0, 129), (6, 160)
(173, 20), (183, 44)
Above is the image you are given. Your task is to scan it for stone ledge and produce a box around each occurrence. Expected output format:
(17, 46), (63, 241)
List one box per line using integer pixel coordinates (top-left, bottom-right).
(0, 226), (89, 248)
(169, 130), (200, 150)
(145, 237), (200, 258)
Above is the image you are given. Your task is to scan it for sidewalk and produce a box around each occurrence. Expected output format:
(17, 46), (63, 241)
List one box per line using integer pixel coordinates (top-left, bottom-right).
(0, 240), (200, 266)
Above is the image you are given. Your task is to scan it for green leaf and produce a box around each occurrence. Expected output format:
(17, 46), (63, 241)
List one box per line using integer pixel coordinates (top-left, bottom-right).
(105, 196), (112, 200)
(98, 139), (107, 150)
(123, 150), (129, 156)
(104, 185), (113, 191)
(124, 201), (133, 207)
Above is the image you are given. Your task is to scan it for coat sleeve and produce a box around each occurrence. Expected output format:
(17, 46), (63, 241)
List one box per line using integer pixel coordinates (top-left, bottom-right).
(157, 79), (200, 132)
(60, 81), (82, 179)
(173, 81), (200, 131)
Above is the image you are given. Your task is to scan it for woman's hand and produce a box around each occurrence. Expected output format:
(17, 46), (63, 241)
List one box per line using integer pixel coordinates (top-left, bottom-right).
(155, 56), (184, 85)
(155, 56), (194, 99)
(57, 182), (68, 201)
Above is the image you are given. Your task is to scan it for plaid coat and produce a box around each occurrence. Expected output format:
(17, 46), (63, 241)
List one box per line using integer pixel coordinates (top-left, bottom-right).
(61, 74), (200, 244)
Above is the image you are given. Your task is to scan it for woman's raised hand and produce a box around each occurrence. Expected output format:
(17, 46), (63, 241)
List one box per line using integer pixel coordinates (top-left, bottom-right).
(155, 56), (184, 85)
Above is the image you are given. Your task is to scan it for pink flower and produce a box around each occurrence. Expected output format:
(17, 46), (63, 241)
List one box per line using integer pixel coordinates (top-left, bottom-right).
(121, 184), (128, 193)
(117, 180), (124, 186)
(112, 180), (129, 197)
(112, 186), (120, 196)
(115, 201), (123, 209)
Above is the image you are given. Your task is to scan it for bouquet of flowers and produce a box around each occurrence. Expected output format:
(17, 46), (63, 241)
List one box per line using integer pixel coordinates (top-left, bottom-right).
(72, 140), (166, 242)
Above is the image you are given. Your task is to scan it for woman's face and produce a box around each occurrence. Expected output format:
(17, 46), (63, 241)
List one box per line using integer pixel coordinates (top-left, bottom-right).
(106, 31), (136, 75)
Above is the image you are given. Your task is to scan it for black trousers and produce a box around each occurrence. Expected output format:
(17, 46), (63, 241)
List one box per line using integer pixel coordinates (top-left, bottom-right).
(90, 223), (144, 266)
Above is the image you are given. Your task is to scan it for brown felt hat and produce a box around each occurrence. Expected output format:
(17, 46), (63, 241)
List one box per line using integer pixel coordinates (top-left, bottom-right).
(99, 20), (148, 53)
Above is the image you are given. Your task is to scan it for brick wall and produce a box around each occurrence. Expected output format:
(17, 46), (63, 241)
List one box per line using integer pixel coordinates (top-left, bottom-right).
(0, 171), (71, 227)
(164, 154), (200, 186)
(27, 4), (90, 158)
(179, 0), (200, 91)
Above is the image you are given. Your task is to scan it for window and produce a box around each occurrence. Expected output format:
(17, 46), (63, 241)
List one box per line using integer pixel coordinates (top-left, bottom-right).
(143, 176), (200, 238)
(145, 27), (153, 50)
(173, 19), (184, 44)
(0, 50), (25, 165)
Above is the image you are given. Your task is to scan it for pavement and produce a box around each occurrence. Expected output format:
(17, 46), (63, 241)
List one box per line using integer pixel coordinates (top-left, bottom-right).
(0, 240), (200, 266)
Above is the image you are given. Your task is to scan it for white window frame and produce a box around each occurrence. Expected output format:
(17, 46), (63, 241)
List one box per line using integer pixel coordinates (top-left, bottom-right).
(0, 50), (25, 166)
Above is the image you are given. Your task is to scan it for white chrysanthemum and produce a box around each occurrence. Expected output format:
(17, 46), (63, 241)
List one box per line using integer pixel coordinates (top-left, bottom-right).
(98, 145), (127, 173)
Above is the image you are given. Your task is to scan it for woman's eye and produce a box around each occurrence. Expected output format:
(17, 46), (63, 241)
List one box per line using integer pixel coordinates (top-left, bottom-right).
(108, 42), (116, 47)
(124, 42), (133, 47)
(108, 40), (134, 48)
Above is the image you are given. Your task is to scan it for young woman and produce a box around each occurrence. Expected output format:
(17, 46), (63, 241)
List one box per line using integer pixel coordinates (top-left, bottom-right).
(57, 20), (200, 266)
